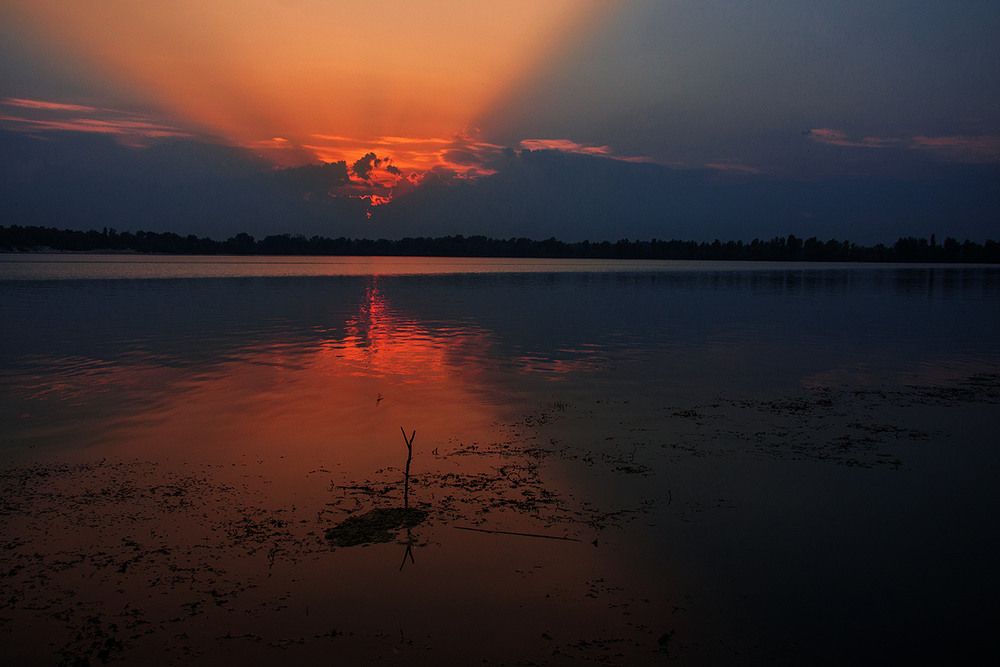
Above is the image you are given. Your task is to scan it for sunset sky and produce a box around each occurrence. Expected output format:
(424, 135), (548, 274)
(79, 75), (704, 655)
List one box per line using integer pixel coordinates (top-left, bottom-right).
(2, 1), (998, 242)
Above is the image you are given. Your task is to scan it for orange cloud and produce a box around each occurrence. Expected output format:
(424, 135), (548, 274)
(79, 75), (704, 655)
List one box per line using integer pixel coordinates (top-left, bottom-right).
(307, 134), (503, 174)
(805, 128), (894, 148)
(909, 135), (1000, 163)
(807, 128), (1000, 162)
(704, 162), (762, 174)
(299, 132), (507, 205)
(518, 138), (652, 162)
(3, 98), (97, 113)
(0, 97), (190, 145)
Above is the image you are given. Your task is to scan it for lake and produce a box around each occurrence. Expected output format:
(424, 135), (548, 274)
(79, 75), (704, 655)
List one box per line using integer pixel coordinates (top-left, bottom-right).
(2, 254), (999, 664)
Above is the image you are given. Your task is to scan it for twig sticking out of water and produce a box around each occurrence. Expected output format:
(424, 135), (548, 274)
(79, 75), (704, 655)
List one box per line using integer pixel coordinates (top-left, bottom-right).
(401, 427), (415, 509)
(399, 427), (418, 570)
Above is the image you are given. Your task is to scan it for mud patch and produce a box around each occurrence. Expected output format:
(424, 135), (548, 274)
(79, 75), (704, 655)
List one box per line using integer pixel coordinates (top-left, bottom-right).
(1, 376), (995, 664)
(324, 507), (428, 547)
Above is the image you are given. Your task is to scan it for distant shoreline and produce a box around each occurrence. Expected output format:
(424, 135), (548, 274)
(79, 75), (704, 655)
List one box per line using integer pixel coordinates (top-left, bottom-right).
(2, 225), (997, 263)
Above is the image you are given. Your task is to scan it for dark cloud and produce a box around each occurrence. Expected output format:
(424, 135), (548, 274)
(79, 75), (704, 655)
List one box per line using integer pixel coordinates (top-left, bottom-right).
(2, 130), (997, 245)
(440, 149), (484, 166)
(351, 152), (382, 180)
(375, 148), (1000, 244)
(273, 161), (350, 195)
(0, 130), (370, 239)
(348, 152), (403, 181)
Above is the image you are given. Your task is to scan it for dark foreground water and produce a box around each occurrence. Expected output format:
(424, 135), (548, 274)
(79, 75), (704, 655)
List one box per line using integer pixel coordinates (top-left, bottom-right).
(1, 255), (999, 664)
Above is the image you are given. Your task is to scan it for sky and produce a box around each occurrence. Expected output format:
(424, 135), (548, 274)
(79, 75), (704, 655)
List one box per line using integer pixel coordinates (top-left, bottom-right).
(1, 0), (998, 243)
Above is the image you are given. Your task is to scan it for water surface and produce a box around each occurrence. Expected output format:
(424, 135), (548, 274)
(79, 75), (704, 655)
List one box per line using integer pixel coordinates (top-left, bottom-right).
(1, 255), (998, 664)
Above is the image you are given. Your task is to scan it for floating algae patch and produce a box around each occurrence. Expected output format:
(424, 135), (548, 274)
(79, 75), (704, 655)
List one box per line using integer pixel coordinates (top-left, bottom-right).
(325, 507), (429, 547)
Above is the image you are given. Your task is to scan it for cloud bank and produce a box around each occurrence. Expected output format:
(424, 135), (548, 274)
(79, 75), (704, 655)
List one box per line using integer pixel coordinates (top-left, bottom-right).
(3, 128), (996, 246)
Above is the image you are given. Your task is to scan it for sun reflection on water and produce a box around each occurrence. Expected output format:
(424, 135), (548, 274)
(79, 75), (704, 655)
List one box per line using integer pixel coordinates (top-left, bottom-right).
(1, 276), (510, 482)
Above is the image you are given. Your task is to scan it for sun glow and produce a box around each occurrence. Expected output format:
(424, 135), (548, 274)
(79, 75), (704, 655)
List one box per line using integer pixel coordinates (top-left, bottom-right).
(5, 1), (608, 187)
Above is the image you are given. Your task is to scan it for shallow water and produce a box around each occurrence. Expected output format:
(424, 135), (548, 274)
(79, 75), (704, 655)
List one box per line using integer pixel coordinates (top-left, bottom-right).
(1, 255), (999, 664)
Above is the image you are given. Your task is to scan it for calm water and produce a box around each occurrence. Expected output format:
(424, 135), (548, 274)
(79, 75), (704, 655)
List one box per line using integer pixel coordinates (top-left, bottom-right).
(2, 255), (999, 664)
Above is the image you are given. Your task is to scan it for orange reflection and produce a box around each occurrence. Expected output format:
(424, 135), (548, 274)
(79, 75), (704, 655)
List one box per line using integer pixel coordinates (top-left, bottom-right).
(0, 278), (676, 665)
(14, 279), (499, 486)
(333, 278), (493, 379)
(1, 279), (497, 470)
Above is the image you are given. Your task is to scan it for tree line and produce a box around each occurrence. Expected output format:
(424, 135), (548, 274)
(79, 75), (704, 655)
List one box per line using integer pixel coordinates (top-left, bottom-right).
(1, 225), (997, 263)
